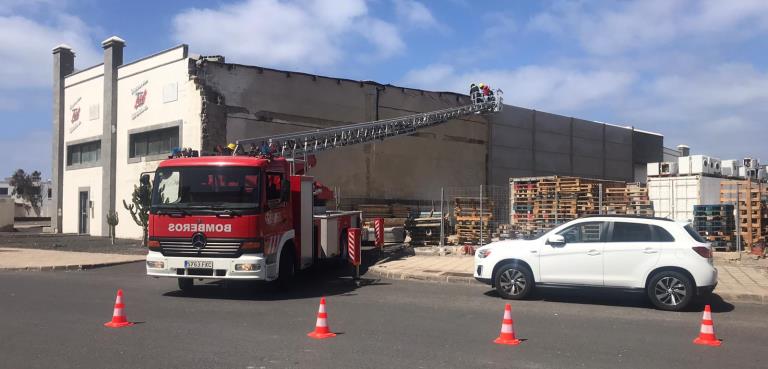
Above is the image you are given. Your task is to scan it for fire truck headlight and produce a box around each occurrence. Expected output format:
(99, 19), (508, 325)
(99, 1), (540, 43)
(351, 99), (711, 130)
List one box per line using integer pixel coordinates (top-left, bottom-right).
(146, 261), (165, 269)
(235, 263), (261, 272)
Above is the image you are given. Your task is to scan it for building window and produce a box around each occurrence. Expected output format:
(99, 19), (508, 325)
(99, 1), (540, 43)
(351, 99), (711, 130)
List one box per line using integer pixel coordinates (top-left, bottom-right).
(67, 141), (101, 166)
(0, 187), (8, 196)
(129, 127), (179, 159)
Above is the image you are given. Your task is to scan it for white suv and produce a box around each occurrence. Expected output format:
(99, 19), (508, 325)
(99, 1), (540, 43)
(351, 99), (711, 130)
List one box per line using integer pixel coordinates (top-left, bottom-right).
(474, 216), (717, 311)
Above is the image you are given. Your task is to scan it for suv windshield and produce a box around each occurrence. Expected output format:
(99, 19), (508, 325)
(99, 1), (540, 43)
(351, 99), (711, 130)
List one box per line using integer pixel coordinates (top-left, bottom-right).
(151, 166), (260, 209)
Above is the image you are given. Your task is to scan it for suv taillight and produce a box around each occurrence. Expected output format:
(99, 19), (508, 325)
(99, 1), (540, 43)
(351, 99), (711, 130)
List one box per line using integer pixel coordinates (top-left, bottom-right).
(692, 246), (712, 259)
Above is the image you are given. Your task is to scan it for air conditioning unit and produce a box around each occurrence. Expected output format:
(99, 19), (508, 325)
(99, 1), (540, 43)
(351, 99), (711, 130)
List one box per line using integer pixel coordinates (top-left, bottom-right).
(647, 163), (659, 177)
(679, 155), (721, 175)
(721, 160), (740, 177)
(647, 162), (679, 177)
(660, 162), (678, 175)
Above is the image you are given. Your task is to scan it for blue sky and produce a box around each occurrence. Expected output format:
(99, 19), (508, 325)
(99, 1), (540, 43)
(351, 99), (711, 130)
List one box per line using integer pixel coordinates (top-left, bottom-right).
(2, 0), (767, 178)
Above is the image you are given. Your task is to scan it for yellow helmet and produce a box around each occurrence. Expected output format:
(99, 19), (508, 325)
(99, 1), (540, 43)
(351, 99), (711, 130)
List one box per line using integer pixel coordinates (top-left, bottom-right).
(227, 143), (236, 150)
(478, 83), (484, 88)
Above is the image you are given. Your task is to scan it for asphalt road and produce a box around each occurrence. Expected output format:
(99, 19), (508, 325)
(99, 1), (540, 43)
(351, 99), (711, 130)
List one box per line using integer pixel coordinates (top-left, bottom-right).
(0, 261), (765, 369)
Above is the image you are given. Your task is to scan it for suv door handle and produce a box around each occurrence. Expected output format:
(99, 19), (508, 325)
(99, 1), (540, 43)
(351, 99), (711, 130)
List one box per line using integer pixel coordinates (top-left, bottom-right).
(643, 248), (658, 254)
(587, 249), (601, 256)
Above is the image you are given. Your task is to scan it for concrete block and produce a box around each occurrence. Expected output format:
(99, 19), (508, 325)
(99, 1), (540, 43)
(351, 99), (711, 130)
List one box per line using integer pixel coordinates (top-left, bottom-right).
(605, 125), (631, 144)
(535, 152), (571, 174)
(605, 142), (632, 161)
(572, 118), (603, 140)
(491, 125), (532, 149)
(490, 106), (534, 129)
(535, 131), (570, 154)
(534, 111), (570, 134)
(573, 156), (603, 177)
(572, 137), (603, 158)
(605, 159), (633, 180)
(633, 131), (663, 163)
(490, 146), (533, 170)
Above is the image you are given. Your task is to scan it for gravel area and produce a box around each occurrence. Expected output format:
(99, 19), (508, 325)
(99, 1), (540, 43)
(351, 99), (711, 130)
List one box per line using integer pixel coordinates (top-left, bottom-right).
(0, 233), (146, 255)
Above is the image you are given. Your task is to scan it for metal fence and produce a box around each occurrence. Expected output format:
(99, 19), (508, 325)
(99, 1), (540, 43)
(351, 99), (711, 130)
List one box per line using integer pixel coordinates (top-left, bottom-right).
(334, 185), (511, 246)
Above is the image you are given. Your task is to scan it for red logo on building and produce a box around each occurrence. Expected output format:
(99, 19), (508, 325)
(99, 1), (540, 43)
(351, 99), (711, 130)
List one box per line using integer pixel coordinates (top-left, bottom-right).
(134, 90), (147, 109)
(71, 107), (81, 123)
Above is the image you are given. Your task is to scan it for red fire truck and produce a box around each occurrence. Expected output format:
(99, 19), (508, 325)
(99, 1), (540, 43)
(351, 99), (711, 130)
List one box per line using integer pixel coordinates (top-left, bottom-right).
(145, 91), (502, 290)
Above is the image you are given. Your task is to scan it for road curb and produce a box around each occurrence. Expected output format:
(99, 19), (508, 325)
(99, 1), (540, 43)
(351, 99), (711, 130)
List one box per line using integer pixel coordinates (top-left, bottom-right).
(0, 259), (143, 272)
(713, 291), (767, 305)
(367, 265), (483, 286)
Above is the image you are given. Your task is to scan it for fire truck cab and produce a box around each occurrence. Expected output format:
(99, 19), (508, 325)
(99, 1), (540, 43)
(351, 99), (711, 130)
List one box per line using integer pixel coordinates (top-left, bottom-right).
(145, 155), (361, 290)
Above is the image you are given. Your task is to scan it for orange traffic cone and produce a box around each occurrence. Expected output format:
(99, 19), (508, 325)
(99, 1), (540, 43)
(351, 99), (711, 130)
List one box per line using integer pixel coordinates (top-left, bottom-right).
(494, 303), (521, 345)
(693, 304), (721, 346)
(104, 289), (134, 328)
(307, 297), (336, 339)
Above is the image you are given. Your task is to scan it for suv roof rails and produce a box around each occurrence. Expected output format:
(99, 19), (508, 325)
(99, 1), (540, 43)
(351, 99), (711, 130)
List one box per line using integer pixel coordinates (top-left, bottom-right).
(581, 214), (674, 222)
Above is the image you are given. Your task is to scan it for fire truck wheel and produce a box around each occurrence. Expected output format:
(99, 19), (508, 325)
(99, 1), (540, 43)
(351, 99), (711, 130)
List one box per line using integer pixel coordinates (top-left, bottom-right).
(178, 278), (193, 291)
(278, 246), (296, 285)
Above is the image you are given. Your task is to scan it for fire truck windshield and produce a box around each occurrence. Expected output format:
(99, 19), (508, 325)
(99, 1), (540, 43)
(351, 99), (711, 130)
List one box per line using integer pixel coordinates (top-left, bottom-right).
(151, 166), (261, 210)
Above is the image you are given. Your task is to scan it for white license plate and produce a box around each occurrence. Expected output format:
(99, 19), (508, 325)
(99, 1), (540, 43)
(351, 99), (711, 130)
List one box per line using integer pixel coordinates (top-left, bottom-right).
(185, 260), (213, 269)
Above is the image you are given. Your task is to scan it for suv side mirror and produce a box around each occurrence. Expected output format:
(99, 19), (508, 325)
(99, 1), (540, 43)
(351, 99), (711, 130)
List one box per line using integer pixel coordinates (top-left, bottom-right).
(546, 234), (566, 246)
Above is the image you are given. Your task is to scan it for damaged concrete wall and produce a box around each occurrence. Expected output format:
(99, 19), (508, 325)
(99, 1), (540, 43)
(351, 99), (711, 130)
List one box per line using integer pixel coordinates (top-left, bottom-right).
(193, 60), (661, 199)
(195, 62), (488, 201)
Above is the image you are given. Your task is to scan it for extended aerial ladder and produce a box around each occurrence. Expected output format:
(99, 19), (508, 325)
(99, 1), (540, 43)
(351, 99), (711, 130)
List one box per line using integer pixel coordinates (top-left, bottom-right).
(234, 90), (503, 160)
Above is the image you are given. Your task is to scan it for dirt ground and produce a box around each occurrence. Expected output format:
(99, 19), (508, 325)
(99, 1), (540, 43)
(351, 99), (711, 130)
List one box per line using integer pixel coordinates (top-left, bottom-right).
(0, 232), (145, 255)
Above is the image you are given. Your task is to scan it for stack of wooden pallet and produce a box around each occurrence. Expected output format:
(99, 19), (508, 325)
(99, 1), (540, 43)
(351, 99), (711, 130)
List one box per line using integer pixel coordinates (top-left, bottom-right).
(454, 197), (493, 244)
(693, 204), (736, 251)
(720, 180), (768, 248)
(602, 184), (654, 216)
(510, 176), (635, 237)
(625, 184), (654, 216)
(406, 211), (444, 245)
(512, 179), (537, 236)
(603, 187), (629, 215)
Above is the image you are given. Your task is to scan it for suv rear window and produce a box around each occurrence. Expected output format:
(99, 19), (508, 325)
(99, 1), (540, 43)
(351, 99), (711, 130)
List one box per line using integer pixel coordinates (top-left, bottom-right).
(684, 224), (707, 243)
(610, 222), (652, 242)
(652, 225), (675, 242)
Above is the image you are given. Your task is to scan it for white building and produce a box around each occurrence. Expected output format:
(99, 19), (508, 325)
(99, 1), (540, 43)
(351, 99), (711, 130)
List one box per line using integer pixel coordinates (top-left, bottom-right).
(53, 38), (200, 237)
(0, 178), (53, 218)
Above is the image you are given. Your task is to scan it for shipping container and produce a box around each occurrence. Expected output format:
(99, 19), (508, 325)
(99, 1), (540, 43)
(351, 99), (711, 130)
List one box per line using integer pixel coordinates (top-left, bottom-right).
(647, 175), (723, 222)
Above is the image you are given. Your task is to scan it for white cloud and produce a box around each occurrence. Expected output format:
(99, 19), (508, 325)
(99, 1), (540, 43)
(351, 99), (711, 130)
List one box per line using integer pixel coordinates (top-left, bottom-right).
(172, 0), (405, 70)
(401, 64), (635, 112)
(0, 13), (100, 89)
(528, 0), (768, 55)
(393, 0), (439, 29)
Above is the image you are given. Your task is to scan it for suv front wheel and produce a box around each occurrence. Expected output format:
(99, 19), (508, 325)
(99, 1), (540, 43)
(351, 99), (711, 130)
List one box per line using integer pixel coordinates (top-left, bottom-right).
(494, 263), (533, 300)
(647, 270), (694, 311)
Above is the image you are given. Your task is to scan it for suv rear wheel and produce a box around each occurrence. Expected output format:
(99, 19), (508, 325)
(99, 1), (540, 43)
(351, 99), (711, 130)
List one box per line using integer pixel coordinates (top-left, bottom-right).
(494, 263), (533, 300)
(647, 270), (693, 311)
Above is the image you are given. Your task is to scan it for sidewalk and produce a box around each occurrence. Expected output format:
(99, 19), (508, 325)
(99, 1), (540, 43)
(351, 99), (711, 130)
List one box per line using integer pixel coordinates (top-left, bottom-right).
(0, 248), (145, 271)
(368, 250), (768, 305)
